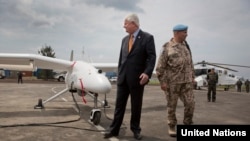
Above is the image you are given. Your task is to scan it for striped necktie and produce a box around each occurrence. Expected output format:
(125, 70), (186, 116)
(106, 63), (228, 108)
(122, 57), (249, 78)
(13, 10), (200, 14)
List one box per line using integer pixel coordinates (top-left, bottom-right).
(128, 35), (134, 52)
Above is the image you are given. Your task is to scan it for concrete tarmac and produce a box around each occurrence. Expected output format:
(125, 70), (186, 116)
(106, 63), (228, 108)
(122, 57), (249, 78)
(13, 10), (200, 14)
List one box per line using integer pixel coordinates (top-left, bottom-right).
(0, 79), (250, 141)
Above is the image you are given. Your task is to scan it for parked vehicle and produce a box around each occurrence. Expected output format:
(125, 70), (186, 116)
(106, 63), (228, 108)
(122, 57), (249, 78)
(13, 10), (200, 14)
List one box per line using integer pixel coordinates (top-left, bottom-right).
(105, 71), (117, 79)
(0, 69), (5, 79)
(53, 72), (66, 82)
(109, 76), (117, 82)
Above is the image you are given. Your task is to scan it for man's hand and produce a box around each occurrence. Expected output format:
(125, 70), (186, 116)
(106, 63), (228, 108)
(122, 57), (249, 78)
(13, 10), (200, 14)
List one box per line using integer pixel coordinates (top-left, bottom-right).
(160, 82), (168, 91)
(139, 73), (149, 85)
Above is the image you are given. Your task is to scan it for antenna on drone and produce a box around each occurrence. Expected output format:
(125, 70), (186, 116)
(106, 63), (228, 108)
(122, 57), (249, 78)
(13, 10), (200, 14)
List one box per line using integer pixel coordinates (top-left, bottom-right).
(81, 46), (86, 61)
(82, 46), (93, 63)
(70, 50), (74, 61)
(82, 46), (85, 56)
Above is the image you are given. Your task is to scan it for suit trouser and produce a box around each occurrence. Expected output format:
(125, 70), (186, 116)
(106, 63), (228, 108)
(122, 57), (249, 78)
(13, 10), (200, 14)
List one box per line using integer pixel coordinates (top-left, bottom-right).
(109, 81), (144, 135)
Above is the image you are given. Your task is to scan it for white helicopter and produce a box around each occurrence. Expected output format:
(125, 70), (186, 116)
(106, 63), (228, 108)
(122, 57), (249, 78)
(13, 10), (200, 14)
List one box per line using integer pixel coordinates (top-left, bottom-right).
(193, 61), (250, 91)
(0, 52), (117, 125)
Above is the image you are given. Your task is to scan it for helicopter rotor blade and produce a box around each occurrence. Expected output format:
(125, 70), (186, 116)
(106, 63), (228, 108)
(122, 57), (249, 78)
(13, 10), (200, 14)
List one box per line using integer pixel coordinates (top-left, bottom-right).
(194, 60), (250, 72)
(208, 62), (250, 68)
(205, 62), (238, 72)
(194, 60), (207, 66)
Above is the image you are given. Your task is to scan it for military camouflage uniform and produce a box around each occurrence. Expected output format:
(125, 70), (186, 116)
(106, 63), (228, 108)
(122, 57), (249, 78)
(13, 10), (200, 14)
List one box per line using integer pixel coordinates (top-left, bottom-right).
(236, 80), (243, 92)
(206, 71), (218, 102)
(245, 79), (250, 93)
(156, 38), (195, 127)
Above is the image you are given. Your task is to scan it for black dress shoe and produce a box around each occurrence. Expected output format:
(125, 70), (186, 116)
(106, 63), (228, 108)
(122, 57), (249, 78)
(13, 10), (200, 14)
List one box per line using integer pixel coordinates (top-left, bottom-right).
(103, 132), (117, 138)
(134, 133), (142, 140)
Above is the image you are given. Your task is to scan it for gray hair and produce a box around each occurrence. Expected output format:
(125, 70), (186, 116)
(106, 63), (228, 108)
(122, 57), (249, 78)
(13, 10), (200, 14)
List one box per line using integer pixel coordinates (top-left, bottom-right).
(125, 13), (140, 27)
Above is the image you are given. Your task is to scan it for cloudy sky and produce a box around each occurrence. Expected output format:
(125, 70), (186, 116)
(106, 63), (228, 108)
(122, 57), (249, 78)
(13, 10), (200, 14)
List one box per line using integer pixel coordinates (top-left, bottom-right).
(0, 0), (250, 78)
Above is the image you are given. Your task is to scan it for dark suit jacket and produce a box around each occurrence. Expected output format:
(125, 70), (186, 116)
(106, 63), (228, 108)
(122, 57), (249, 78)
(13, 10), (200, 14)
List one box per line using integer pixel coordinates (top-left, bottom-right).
(117, 30), (156, 87)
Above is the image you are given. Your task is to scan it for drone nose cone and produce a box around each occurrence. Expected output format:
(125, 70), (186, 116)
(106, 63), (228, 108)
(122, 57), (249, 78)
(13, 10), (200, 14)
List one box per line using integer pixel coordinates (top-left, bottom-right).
(100, 80), (112, 93)
(95, 75), (112, 94)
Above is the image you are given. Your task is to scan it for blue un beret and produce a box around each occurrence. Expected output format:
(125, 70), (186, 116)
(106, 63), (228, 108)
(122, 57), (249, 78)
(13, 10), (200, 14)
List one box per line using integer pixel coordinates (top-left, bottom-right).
(173, 24), (188, 31)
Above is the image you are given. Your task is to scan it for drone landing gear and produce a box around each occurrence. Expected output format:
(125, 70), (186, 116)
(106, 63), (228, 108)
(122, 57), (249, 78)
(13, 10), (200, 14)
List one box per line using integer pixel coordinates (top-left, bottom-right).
(34, 88), (69, 109)
(34, 98), (44, 109)
(102, 99), (110, 108)
(90, 109), (101, 125)
(102, 92), (110, 108)
(88, 93), (101, 125)
(88, 92), (109, 125)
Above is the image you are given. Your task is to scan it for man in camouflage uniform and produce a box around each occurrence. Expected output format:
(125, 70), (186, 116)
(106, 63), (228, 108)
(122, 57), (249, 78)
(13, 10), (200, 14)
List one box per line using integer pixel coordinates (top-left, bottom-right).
(245, 79), (250, 93)
(236, 79), (243, 92)
(206, 68), (218, 102)
(156, 24), (195, 137)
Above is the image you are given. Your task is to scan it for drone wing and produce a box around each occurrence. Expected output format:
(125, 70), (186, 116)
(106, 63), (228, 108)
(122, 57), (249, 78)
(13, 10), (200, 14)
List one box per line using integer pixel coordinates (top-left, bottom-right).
(0, 53), (73, 71)
(91, 63), (118, 72)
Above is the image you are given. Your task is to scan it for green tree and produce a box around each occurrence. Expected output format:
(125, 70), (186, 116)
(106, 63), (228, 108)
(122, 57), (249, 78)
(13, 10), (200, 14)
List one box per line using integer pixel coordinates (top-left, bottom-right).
(38, 45), (56, 58)
(38, 44), (56, 80)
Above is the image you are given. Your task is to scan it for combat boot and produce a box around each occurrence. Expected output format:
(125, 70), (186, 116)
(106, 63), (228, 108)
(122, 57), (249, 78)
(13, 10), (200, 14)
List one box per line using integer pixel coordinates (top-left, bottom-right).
(168, 125), (176, 137)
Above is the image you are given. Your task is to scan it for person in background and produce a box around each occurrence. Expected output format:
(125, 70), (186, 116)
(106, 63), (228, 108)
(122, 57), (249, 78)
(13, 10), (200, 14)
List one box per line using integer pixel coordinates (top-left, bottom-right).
(17, 71), (23, 84)
(206, 68), (218, 102)
(156, 24), (195, 137)
(104, 13), (156, 140)
(236, 79), (242, 92)
(244, 79), (249, 93)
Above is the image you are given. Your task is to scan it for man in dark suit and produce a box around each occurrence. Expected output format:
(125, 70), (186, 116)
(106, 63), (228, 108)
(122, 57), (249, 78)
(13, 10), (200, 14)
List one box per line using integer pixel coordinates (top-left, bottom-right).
(104, 13), (156, 140)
